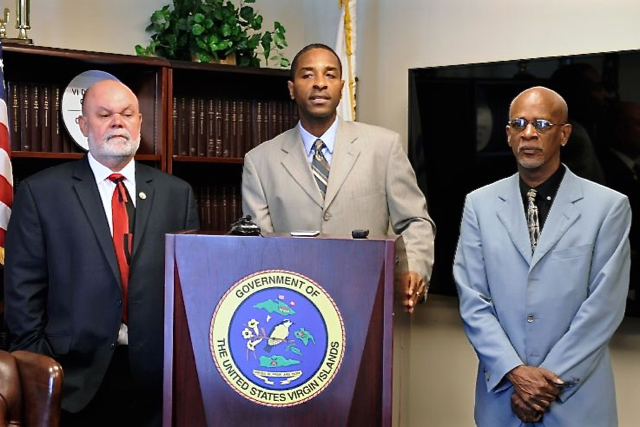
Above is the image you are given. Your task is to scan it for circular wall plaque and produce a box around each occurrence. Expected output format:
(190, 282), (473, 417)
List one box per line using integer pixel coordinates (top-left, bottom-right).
(61, 70), (120, 151)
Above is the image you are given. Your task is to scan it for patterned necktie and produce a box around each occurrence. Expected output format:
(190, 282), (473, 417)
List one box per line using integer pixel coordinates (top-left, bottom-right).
(526, 189), (540, 253)
(312, 139), (330, 197)
(109, 173), (134, 323)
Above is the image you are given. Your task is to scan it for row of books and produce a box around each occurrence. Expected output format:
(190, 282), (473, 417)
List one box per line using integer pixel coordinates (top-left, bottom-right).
(195, 184), (242, 232)
(7, 81), (81, 153)
(172, 97), (299, 159)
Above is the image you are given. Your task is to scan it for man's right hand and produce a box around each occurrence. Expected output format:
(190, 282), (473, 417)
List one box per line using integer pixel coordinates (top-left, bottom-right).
(506, 365), (564, 412)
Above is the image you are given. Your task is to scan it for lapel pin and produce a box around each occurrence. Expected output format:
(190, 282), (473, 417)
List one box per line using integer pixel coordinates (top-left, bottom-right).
(139, 192), (146, 200)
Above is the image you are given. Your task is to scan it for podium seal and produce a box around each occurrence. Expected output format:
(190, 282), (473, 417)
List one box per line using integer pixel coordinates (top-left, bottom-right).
(210, 270), (346, 407)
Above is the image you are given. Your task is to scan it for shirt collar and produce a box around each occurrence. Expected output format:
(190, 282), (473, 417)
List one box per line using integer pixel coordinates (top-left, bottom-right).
(299, 117), (339, 156)
(519, 164), (566, 203)
(87, 152), (136, 184)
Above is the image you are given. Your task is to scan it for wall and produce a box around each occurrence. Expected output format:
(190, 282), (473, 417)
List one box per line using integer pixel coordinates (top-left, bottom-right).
(0, 0), (305, 62)
(1, 0), (639, 425)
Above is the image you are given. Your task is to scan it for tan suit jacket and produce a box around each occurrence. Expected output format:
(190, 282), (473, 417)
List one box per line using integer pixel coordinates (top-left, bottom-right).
(242, 119), (435, 280)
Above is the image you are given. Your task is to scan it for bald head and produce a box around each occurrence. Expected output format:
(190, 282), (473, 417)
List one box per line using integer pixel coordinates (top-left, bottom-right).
(81, 79), (139, 116)
(510, 86), (569, 124)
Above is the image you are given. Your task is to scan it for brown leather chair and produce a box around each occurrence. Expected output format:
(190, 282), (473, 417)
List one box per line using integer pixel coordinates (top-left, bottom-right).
(0, 350), (63, 427)
(0, 350), (22, 426)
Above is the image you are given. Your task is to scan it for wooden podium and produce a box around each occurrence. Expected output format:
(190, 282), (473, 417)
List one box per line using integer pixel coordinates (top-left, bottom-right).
(163, 233), (405, 427)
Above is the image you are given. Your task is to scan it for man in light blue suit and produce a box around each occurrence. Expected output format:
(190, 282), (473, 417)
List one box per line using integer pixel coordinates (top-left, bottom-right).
(454, 86), (630, 426)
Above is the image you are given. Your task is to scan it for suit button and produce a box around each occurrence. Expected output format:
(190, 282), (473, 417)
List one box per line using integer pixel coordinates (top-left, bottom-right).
(118, 300), (122, 306)
(527, 315), (535, 323)
(110, 343), (116, 350)
(323, 213), (332, 221)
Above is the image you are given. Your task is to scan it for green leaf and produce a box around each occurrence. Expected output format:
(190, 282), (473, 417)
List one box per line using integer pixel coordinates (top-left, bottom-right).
(165, 34), (177, 45)
(240, 6), (255, 22)
(204, 18), (214, 29)
(194, 13), (205, 23)
(196, 52), (211, 63)
(192, 23), (205, 36)
(261, 31), (272, 45)
(196, 38), (208, 50)
(221, 23), (231, 37)
(134, 45), (147, 56)
(150, 11), (165, 23)
(252, 15), (263, 30)
(280, 58), (291, 68)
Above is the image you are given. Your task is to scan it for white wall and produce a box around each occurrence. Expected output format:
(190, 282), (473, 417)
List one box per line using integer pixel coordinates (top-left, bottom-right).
(2, 1), (639, 425)
(0, 0), (306, 63)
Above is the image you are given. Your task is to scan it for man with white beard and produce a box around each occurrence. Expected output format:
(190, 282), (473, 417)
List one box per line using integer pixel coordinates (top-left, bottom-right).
(4, 79), (199, 426)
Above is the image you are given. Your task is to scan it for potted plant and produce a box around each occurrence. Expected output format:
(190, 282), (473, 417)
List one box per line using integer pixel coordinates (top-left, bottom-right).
(135, 0), (289, 68)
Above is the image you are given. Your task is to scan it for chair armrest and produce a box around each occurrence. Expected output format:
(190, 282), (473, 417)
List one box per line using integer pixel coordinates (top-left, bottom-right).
(12, 350), (63, 427)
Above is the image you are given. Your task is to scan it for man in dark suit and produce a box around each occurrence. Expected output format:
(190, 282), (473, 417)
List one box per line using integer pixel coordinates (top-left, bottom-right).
(4, 79), (199, 425)
(242, 44), (435, 314)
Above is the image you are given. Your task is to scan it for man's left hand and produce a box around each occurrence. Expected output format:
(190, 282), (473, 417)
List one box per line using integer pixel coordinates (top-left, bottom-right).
(511, 392), (543, 423)
(400, 271), (426, 314)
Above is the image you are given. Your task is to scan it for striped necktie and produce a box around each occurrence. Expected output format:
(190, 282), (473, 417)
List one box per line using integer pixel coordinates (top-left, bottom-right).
(526, 189), (540, 253)
(312, 139), (330, 197)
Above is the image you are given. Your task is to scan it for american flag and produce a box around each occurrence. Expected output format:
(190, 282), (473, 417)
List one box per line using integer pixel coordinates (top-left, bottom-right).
(0, 42), (13, 264)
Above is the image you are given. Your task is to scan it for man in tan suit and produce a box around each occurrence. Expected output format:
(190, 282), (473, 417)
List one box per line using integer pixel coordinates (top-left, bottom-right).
(242, 43), (435, 313)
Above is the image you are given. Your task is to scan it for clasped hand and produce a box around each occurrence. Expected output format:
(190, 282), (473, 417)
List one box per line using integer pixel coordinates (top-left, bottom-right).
(507, 365), (564, 423)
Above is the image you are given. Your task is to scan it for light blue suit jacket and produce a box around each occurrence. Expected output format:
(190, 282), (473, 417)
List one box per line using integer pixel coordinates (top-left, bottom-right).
(454, 167), (630, 427)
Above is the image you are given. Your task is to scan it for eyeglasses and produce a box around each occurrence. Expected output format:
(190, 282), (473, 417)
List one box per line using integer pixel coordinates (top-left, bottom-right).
(508, 118), (565, 132)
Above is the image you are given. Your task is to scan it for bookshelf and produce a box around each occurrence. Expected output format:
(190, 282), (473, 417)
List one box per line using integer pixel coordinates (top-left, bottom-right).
(2, 43), (296, 232)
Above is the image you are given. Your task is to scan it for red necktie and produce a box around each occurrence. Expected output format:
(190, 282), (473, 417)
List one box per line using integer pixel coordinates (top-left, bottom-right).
(109, 173), (133, 323)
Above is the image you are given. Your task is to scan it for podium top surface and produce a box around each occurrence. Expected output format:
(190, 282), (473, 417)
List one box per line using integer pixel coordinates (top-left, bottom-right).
(167, 231), (398, 243)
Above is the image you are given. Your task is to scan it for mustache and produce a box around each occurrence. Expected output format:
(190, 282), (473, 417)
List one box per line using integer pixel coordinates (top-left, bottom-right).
(105, 131), (131, 142)
(517, 145), (541, 152)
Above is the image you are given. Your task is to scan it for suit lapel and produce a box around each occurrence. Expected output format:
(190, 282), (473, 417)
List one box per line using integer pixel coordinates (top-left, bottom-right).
(280, 128), (324, 207)
(72, 157), (121, 285)
(530, 170), (583, 268)
(324, 119), (360, 209)
(496, 174), (533, 264)
(133, 163), (155, 258)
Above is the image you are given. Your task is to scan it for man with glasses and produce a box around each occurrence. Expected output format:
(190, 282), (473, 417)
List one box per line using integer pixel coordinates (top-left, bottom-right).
(454, 86), (630, 426)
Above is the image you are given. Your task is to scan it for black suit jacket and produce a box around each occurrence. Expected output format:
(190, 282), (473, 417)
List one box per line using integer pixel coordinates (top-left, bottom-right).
(4, 156), (199, 412)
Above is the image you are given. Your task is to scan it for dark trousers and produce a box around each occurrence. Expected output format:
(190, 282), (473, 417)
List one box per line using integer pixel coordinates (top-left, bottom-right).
(61, 346), (161, 427)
